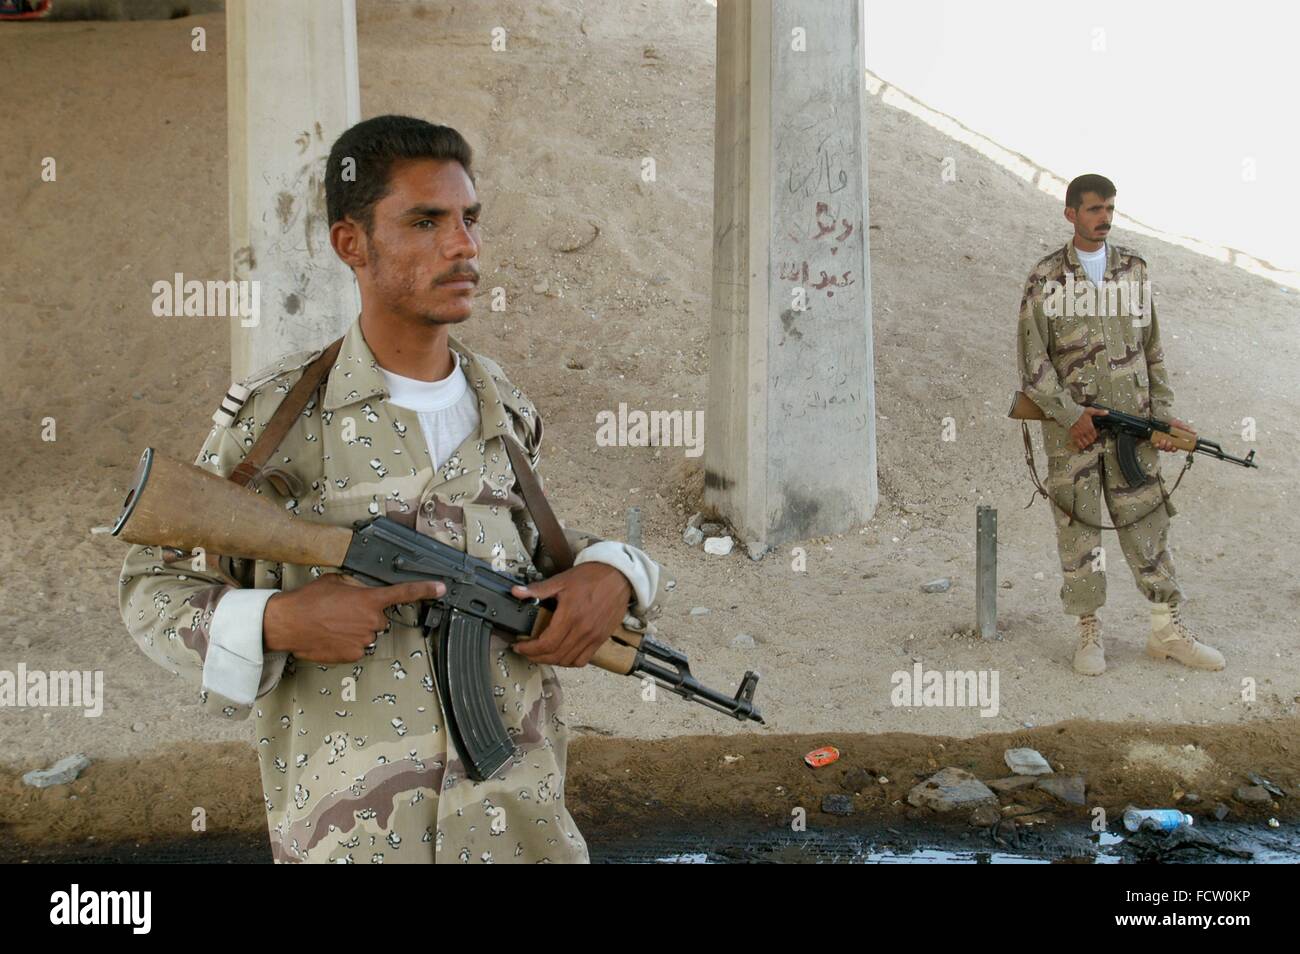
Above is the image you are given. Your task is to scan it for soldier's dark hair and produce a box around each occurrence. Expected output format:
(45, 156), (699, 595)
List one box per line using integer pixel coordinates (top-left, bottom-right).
(325, 115), (475, 232)
(1065, 174), (1116, 209)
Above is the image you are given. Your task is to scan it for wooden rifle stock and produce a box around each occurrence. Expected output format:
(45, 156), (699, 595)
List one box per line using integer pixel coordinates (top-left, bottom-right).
(111, 448), (352, 567)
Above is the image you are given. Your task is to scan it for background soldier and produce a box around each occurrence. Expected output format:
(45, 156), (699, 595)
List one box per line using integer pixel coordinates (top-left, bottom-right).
(120, 116), (671, 863)
(1016, 173), (1224, 677)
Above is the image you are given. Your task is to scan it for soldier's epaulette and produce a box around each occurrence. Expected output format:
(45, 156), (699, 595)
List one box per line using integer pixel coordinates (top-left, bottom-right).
(211, 347), (324, 429)
(1111, 244), (1147, 266)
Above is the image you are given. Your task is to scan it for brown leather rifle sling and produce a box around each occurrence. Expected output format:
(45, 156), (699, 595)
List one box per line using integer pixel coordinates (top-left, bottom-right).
(502, 435), (646, 674)
(229, 337), (345, 488)
(502, 436), (575, 572)
(1019, 421), (1193, 531)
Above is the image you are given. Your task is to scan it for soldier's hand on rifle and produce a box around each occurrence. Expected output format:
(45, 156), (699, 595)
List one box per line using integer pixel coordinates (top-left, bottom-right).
(510, 564), (634, 668)
(263, 573), (446, 663)
(1151, 417), (1191, 452)
(1070, 406), (1108, 451)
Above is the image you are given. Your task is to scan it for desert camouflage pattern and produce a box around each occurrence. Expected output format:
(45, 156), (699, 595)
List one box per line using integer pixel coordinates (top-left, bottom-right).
(119, 317), (672, 863)
(1042, 435), (1183, 615)
(1017, 242), (1183, 616)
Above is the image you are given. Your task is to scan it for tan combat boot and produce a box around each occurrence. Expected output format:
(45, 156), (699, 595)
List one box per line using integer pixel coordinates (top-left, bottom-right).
(1073, 613), (1105, 676)
(1146, 602), (1225, 671)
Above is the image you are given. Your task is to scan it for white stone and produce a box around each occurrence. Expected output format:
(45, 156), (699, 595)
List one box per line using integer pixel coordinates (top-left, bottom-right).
(704, 535), (734, 555)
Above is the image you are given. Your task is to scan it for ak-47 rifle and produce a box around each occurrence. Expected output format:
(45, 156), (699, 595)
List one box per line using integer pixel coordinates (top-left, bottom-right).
(1007, 390), (1257, 529)
(1007, 390), (1257, 487)
(109, 448), (763, 781)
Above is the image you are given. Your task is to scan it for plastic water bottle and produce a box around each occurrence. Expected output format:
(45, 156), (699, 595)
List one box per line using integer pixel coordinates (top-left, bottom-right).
(1123, 808), (1194, 833)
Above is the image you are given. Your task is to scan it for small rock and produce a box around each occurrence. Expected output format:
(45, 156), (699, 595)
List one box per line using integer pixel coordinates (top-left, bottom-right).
(131, 722), (146, 733)
(700, 522), (724, 535)
(686, 512), (703, 529)
(1032, 571), (1045, 581)
(689, 607), (710, 617)
(986, 775), (1040, 793)
(1247, 772), (1286, 797)
(1234, 785), (1273, 806)
(1036, 774), (1086, 806)
(1179, 792), (1202, 806)
(132, 391), (143, 400)
(1004, 747), (1053, 776)
(969, 804), (1002, 827)
(23, 754), (92, 789)
(920, 578), (951, 594)
(682, 526), (704, 546)
(1000, 580), (1013, 589)
(821, 794), (855, 816)
(703, 535), (734, 556)
(730, 633), (756, 650)
(1268, 817), (1280, 828)
(532, 278), (550, 294)
(746, 541), (767, 561)
(13, 635), (31, 649)
(843, 768), (874, 793)
(907, 767), (998, 812)
(1212, 803), (1231, 822)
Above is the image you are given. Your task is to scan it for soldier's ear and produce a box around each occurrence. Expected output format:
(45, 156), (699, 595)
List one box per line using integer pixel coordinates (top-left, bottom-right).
(1064, 205), (1077, 226)
(331, 217), (369, 271)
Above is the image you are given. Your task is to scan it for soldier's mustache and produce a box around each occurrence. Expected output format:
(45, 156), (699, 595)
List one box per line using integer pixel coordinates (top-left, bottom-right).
(436, 269), (479, 285)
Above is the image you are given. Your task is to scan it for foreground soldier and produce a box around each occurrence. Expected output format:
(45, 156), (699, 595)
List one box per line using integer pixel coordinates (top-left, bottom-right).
(1016, 173), (1224, 677)
(119, 116), (671, 863)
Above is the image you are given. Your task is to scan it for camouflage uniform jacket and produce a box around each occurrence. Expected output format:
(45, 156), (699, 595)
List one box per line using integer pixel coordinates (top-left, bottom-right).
(118, 317), (673, 863)
(1017, 241), (1176, 458)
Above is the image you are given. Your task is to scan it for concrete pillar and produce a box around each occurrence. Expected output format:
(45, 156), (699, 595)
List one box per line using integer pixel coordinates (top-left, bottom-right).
(705, 0), (877, 548)
(226, 0), (361, 380)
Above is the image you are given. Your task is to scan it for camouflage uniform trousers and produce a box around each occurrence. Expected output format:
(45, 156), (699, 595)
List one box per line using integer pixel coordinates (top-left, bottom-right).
(1045, 433), (1184, 617)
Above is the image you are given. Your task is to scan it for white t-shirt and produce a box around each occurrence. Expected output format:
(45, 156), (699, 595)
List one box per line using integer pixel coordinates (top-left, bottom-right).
(378, 361), (480, 471)
(1075, 242), (1107, 286)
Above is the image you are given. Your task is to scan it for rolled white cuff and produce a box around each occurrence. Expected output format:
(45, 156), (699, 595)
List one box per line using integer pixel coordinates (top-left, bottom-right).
(573, 540), (658, 616)
(202, 589), (288, 706)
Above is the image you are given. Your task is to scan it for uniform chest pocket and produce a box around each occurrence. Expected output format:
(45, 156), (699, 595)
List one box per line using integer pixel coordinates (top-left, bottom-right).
(461, 501), (530, 573)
